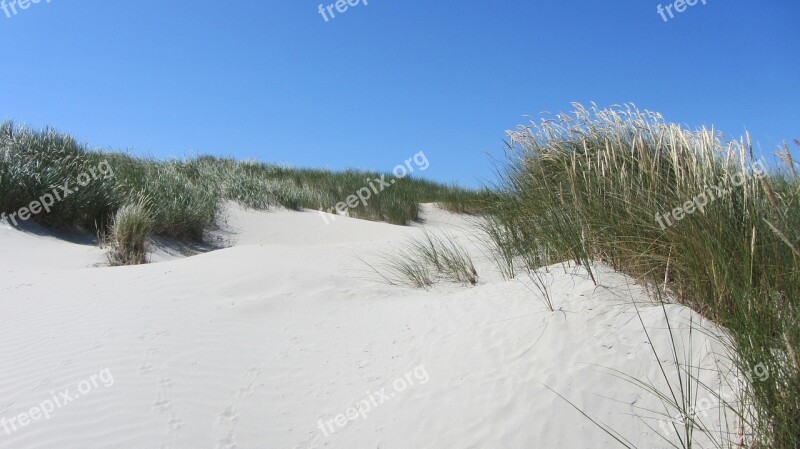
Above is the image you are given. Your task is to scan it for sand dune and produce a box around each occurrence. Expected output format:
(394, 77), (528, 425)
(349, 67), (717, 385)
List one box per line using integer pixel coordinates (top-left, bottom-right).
(0, 204), (731, 448)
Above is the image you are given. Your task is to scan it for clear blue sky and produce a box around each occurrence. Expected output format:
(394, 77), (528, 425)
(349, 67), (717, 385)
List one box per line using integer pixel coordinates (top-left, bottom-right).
(1, 0), (798, 187)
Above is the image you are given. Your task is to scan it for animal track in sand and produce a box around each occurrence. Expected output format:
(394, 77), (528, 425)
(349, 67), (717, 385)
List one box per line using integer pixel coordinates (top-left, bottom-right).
(214, 366), (263, 449)
(137, 330), (184, 444)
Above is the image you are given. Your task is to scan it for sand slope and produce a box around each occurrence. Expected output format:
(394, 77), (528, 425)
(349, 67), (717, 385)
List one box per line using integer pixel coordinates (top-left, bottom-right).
(0, 204), (732, 448)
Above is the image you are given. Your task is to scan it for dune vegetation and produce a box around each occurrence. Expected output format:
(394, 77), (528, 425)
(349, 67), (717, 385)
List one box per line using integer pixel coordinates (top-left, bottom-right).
(365, 230), (479, 288)
(1, 105), (797, 448)
(480, 104), (799, 448)
(372, 103), (798, 447)
(0, 121), (485, 264)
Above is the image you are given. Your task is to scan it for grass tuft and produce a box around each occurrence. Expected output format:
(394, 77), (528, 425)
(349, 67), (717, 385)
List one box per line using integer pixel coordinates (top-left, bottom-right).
(367, 230), (478, 288)
(107, 197), (154, 266)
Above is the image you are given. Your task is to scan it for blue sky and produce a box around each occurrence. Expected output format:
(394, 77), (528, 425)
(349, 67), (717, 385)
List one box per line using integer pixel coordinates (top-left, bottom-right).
(1, 0), (797, 187)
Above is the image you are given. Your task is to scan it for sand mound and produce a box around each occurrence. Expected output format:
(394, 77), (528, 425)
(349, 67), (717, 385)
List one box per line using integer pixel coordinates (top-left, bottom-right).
(0, 204), (732, 448)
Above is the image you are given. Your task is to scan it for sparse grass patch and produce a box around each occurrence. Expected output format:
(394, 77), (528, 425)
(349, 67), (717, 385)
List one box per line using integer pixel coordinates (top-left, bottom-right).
(367, 230), (478, 288)
(367, 252), (435, 289)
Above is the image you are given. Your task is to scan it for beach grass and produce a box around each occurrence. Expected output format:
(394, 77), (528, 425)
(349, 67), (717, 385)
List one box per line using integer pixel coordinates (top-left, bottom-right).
(486, 103), (799, 448)
(107, 196), (154, 266)
(366, 230), (478, 288)
(0, 122), (484, 260)
(3, 108), (797, 447)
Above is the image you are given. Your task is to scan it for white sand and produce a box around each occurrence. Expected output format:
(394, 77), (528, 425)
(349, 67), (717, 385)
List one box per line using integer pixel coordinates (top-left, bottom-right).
(0, 204), (735, 448)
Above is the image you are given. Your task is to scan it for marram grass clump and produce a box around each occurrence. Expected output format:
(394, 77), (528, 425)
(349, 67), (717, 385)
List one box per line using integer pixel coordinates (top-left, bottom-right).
(107, 197), (154, 266)
(487, 103), (798, 448)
